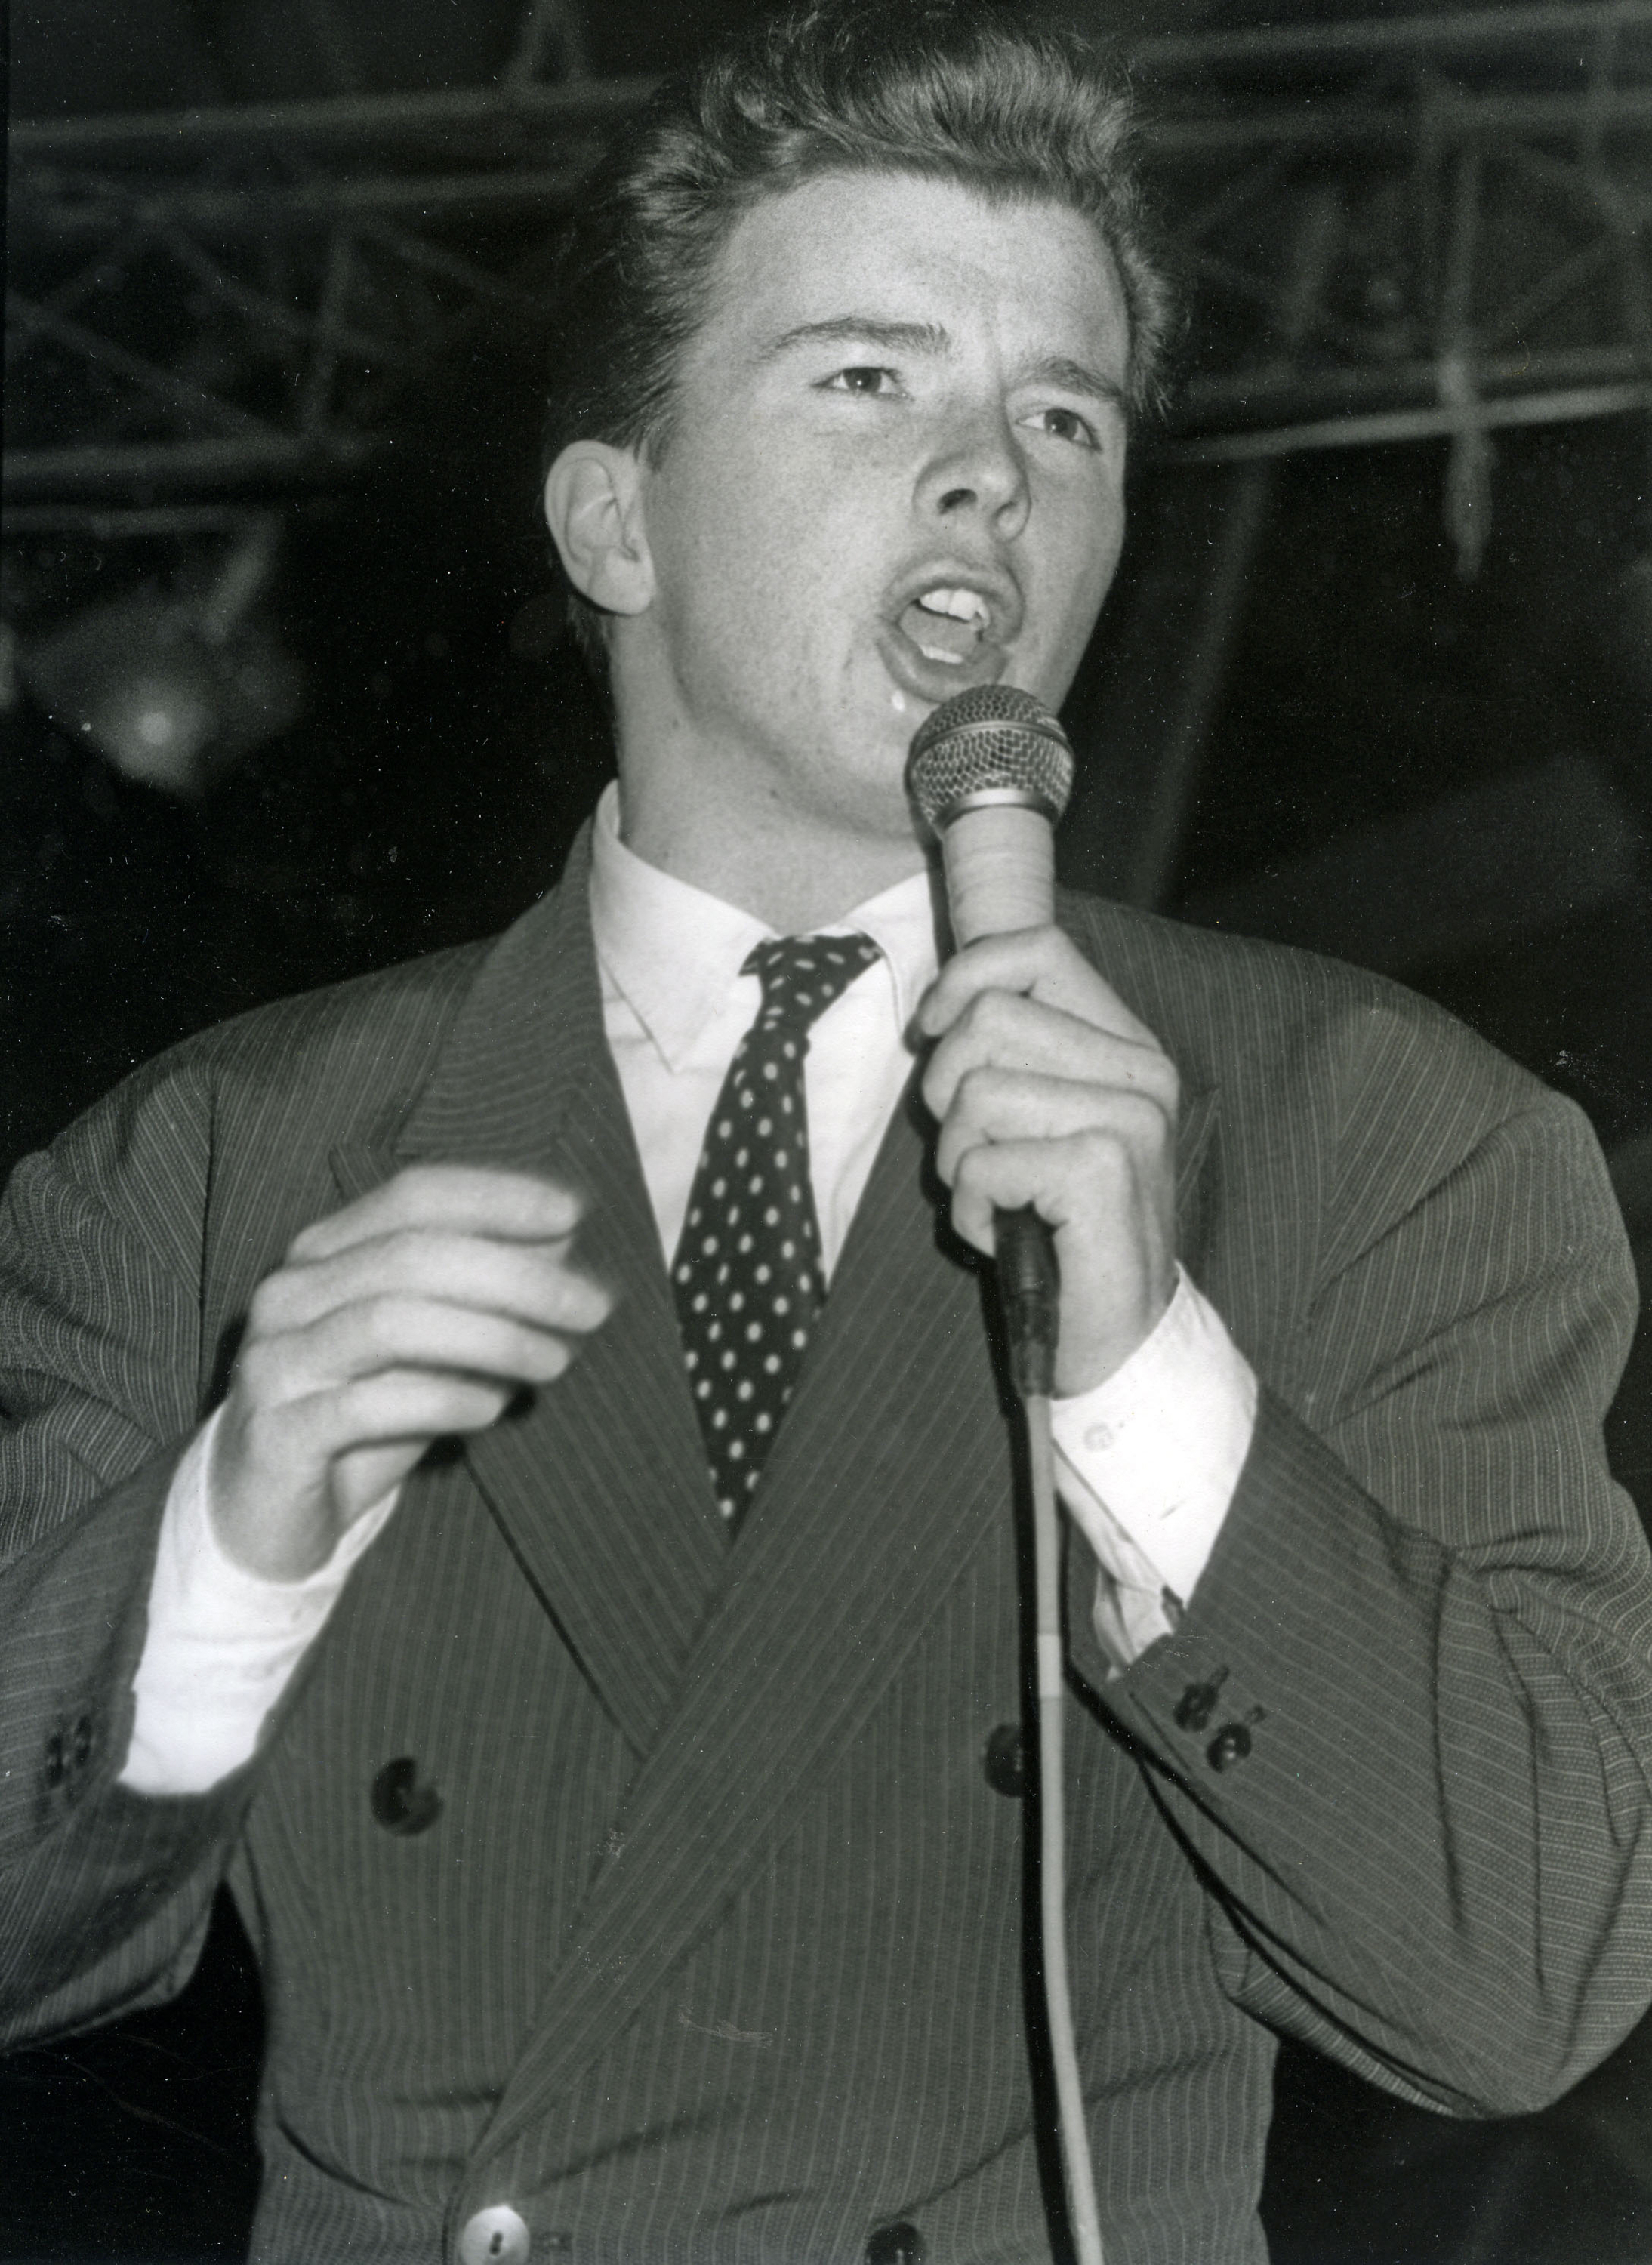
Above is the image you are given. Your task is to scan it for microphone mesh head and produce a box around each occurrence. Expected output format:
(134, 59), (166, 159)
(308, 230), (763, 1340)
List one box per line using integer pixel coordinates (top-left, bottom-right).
(907, 685), (1075, 831)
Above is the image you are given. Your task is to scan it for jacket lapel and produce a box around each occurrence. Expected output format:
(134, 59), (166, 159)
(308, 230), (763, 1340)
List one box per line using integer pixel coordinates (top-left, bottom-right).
(476, 1046), (1224, 2154)
(329, 833), (728, 1762)
(476, 1079), (1009, 2159)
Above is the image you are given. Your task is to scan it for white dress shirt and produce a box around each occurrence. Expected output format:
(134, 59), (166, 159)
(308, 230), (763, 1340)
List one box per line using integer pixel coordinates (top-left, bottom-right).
(122, 784), (1258, 1795)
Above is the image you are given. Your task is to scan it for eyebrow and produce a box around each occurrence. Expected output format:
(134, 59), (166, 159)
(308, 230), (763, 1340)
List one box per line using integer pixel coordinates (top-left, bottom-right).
(757, 318), (1127, 407)
(757, 316), (949, 362)
(1030, 355), (1130, 410)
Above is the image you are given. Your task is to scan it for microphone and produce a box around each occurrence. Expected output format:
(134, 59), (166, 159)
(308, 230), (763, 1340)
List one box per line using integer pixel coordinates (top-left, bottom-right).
(908, 686), (1076, 1398)
(908, 686), (1108, 2265)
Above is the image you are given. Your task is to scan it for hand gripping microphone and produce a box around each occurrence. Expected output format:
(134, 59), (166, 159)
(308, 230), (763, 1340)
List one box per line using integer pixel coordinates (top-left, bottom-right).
(908, 683), (1108, 2265)
(907, 685), (1076, 1398)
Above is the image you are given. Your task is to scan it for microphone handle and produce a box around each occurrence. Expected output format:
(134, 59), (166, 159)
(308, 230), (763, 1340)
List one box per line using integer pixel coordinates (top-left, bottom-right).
(937, 802), (1062, 1398)
(938, 803), (1057, 949)
(997, 1205), (1059, 1398)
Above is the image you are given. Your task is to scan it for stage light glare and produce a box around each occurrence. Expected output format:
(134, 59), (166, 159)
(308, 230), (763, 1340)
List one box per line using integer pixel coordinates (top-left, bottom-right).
(20, 531), (304, 797)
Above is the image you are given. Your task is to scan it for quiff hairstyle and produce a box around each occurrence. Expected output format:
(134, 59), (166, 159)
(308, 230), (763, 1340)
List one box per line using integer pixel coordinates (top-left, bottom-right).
(544, 0), (1176, 663)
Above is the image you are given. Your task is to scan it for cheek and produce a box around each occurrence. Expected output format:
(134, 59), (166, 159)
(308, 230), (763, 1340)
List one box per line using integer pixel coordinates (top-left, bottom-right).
(653, 483), (785, 664)
(644, 424), (886, 699)
(1048, 493), (1125, 643)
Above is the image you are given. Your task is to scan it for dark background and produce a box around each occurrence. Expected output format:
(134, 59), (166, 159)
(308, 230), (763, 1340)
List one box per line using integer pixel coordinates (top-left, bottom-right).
(9, 2), (1652, 2261)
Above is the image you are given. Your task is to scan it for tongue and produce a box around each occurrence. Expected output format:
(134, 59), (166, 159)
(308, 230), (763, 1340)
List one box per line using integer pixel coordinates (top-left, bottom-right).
(899, 599), (980, 662)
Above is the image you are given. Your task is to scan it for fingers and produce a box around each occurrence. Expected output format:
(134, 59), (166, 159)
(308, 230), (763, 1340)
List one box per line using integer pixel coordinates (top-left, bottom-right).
(920, 983), (1178, 1135)
(213, 1165), (615, 1579)
(237, 1295), (586, 1417)
(920, 1006), (1178, 1142)
(288, 1164), (584, 1265)
(932, 1068), (1172, 1199)
(251, 1225), (611, 1340)
(233, 1171), (612, 1471)
(227, 1367), (519, 1478)
(917, 927), (1160, 1050)
(946, 1126), (1170, 1260)
(915, 934), (1181, 1393)
(212, 1367), (521, 1578)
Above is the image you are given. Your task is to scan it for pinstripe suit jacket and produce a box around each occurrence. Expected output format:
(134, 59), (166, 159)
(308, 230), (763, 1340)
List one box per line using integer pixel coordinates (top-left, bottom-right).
(3, 827), (1652, 2264)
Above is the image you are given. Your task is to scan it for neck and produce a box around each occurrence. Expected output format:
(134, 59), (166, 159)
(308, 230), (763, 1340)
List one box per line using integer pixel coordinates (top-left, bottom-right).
(615, 760), (929, 935)
(624, 796), (926, 930)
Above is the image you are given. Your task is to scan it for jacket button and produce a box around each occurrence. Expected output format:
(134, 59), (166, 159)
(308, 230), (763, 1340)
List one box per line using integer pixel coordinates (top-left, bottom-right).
(372, 1757), (442, 1835)
(982, 1723), (1025, 1798)
(72, 1715), (95, 1767)
(458, 2204), (532, 2264)
(866, 2222), (924, 2263)
(1207, 1721), (1253, 1771)
(43, 1730), (66, 1789)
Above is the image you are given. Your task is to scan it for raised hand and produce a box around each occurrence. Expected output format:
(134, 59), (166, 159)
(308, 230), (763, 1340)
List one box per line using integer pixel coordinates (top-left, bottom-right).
(210, 1165), (612, 1581)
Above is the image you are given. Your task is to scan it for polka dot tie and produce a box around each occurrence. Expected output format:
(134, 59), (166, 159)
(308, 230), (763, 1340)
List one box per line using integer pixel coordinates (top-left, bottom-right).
(672, 932), (882, 1530)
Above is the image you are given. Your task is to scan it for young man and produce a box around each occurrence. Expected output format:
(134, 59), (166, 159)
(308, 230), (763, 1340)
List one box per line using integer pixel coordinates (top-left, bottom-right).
(3, 7), (1650, 2261)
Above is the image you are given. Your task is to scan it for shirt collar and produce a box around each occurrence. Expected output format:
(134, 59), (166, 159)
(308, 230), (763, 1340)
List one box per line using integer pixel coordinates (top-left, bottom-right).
(588, 781), (940, 1070)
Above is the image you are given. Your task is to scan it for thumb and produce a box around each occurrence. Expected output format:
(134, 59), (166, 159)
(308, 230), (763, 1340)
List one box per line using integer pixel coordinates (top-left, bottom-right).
(331, 1438), (424, 1525)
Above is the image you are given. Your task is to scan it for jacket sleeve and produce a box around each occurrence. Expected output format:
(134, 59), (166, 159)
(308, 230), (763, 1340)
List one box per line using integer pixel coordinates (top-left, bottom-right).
(1076, 1034), (1652, 2119)
(0, 1055), (256, 2045)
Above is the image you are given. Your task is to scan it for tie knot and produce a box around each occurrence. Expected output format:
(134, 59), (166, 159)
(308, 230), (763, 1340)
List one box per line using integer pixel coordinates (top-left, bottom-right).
(743, 933), (880, 1033)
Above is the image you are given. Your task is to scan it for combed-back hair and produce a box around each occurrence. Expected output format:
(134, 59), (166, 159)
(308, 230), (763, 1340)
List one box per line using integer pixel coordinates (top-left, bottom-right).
(544, 0), (1176, 663)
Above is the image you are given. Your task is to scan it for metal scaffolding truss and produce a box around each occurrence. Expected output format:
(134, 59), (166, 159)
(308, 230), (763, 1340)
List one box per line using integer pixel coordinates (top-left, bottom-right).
(1138, 0), (1652, 480)
(7, 0), (1652, 504)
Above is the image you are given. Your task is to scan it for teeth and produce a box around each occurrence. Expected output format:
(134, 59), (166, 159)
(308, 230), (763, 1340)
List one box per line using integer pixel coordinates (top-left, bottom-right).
(916, 644), (965, 664)
(917, 586), (989, 625)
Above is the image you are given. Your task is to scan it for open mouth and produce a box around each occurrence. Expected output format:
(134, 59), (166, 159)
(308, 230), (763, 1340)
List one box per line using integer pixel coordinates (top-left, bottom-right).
(877, 571), (1020, 705)
(898, 585), (994, 667)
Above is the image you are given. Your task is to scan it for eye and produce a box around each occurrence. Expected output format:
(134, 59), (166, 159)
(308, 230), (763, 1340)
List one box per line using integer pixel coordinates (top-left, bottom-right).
(820, 365), (902, 399)
(1023, 405), (1102, 451)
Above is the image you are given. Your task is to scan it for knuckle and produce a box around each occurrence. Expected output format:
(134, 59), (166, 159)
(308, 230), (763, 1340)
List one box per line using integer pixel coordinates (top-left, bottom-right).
(385, 1165), (445, 1220)
(954, 1064), (994, 1116)
(546, 1179), (585, 1225)
(251, 1262), (307, 1324)
(330, 1376), (381, 1438)
(362, 1292), (413, 1351)
(967, 988), (1012, 1040)
(953, 1140), (994, 1193)
(236, 1338), (279, 1400)
(1123, 1087), (1174, 1151)
(1077, 1126), (1130, 1177)
(382, 1227), (435, 1280)
(947, 1069), (988, 1123)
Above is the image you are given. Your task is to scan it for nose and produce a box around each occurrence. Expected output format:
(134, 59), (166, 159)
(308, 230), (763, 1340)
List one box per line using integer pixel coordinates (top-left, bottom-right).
(917, 403), (1030, 538)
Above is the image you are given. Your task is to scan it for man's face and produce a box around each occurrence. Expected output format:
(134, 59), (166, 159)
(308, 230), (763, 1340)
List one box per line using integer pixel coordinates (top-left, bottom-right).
(620, 168), (1132, 849)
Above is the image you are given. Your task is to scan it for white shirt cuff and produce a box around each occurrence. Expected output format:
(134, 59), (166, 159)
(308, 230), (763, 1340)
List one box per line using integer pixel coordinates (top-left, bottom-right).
(120, 1407), (399, 1795)
(1052, 1268), (1258, 1672)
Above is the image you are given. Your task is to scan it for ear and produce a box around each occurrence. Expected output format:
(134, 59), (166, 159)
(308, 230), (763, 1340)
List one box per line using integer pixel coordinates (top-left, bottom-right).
(543, 442), (655, 617)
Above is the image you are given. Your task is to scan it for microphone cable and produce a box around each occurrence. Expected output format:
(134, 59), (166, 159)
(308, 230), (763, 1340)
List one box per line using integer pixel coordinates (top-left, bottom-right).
(1001, 1206), (1106, 2265)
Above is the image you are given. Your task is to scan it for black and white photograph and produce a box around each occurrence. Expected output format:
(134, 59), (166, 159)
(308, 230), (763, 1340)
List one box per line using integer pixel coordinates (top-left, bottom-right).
(7, 4), (1652, 2261)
